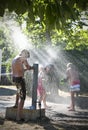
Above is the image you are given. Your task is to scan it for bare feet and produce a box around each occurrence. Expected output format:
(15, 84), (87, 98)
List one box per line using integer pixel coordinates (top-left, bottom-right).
(12, 105), (18, 108)
(68, 108), (75, 111)
(45, 105), (52, 109)
(67, 106), (71, 109)
(67, 105), (75, 111)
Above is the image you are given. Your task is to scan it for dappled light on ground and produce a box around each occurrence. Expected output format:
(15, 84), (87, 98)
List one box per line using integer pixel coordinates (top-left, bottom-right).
(0, 86), (88, 130)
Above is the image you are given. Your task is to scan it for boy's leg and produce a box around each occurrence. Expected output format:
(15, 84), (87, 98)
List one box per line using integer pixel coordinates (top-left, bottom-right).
(16, 99), (24, 121)
(68, 91), (75, 111)
(13, 93), (19, 108)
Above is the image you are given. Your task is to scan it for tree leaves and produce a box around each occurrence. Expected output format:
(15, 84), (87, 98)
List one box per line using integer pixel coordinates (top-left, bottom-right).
(0, 0), (88, 30)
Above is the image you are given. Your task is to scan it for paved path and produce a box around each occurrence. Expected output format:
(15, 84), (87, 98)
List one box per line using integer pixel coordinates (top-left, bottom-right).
(0, 86), (88, 127)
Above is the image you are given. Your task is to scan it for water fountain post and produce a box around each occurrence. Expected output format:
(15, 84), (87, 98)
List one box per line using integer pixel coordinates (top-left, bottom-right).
(32, 63), (38, 109)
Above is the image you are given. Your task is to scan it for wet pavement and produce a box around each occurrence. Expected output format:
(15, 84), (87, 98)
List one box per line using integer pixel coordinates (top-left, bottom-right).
(0, 86), (88, 127)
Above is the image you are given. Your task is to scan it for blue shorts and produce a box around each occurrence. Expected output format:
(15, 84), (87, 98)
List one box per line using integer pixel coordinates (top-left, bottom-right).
(70, 84), (80, 92)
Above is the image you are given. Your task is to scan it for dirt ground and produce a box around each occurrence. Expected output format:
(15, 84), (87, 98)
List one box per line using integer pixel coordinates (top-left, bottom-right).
(0, 86), (88, 130)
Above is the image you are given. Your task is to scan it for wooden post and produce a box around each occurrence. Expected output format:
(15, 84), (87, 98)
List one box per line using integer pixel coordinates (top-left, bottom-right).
(32, 64), (38, 109)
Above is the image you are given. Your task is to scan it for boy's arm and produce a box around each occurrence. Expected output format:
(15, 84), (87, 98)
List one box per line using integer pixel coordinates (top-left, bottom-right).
(23, 59), (34, 70)
(61, 70), (69, 83)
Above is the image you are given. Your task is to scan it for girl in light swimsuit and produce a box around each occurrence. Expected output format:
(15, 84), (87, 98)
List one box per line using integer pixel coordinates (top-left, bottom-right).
(37, 66), (47, 108)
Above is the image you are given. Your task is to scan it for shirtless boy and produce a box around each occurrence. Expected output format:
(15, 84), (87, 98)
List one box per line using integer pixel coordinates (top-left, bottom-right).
(66, 63), (80, 111)
(12, 49), (33, 122)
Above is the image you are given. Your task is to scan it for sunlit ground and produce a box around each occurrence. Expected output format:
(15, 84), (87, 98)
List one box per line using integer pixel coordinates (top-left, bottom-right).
(0, 85), (16, 90)
(58, 89), (70, 97)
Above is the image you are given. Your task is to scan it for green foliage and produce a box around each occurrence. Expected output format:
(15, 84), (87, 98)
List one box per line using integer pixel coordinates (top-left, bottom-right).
(0, 26), (14, 62)
(0, 0), (28, 16)
(24, 17), (88, 50)
(0, 20), (17, 84)
(0, 0), (88, 31)
(12, 1), (88, 48)
(65, 29), (88, 50)
(0, 20), (16, 83)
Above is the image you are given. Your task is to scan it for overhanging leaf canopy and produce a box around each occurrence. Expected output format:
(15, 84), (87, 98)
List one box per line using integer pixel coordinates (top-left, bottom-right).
(0, 0), (88, 30)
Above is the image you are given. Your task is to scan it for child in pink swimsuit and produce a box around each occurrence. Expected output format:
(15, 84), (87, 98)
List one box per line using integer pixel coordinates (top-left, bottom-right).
(37, 66), (47, 108)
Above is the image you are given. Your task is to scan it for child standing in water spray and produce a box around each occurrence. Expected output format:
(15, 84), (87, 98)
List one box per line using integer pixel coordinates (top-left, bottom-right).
(37, 65), (47, 108)
(12, 49), (33, 122)
(63, 63), (80, 111)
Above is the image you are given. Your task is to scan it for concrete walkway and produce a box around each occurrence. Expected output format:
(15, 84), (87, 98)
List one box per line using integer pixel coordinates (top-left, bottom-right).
(0, 86), (88, 126)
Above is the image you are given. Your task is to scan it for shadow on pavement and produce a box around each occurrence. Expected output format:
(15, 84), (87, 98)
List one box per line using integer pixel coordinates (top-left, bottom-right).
(47, 94), (88, 109)
(0, 87), (16, 96)
(0, 117), (4, 125)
